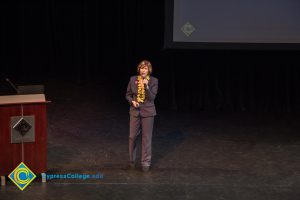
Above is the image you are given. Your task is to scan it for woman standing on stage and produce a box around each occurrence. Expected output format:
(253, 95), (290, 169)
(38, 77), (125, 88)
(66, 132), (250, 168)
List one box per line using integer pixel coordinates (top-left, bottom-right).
(125, 60), (158, 172)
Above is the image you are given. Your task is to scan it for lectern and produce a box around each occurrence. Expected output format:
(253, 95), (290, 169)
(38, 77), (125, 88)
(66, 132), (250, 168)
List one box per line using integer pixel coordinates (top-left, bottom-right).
(0, 94), (50, 185)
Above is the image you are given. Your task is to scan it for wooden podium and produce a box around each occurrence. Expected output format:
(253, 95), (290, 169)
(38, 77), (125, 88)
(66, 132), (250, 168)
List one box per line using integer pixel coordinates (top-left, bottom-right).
(0, 94), (50, 185)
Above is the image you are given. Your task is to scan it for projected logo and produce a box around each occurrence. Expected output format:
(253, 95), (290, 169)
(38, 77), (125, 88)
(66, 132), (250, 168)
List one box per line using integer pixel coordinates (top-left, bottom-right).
(8, 162), (36, 191)
(181, 22), (195, 37)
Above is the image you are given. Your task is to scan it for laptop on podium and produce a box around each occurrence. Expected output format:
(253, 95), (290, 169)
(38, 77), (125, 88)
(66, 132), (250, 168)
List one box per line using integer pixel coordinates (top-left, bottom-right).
(17, 85), (44, 95)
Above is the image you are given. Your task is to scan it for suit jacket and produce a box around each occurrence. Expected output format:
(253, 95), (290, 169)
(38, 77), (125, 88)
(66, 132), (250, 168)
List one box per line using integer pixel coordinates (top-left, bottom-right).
(125, 75), (158, 117)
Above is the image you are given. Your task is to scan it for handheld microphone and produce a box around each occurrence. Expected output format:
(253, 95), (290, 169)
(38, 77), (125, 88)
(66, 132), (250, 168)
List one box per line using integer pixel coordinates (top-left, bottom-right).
(5, 78), (18, 93)
(143, 78), (149, 89)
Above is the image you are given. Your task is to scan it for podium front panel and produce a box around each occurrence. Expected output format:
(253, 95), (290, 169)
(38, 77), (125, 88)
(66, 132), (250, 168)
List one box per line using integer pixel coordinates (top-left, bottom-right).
(0, 103), (47, 176)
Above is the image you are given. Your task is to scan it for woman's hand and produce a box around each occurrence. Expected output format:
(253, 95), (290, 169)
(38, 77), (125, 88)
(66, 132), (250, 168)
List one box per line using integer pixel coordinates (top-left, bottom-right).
(131, 100), (140, 108)
(142, 79), (149, 86)
(142, 79), (149, 89)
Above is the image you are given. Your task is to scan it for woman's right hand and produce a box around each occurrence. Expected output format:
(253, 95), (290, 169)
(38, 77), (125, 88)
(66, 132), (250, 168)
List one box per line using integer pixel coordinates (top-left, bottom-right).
(131, 100), (139, 108)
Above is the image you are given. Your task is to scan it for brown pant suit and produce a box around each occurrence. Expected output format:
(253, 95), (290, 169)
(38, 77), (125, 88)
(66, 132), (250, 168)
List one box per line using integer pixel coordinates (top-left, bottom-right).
(125, 75), (158, 167)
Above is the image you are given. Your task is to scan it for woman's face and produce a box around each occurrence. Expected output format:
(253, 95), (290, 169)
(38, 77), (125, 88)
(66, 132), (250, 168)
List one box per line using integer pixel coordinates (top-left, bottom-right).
(139, 66), (149, 78)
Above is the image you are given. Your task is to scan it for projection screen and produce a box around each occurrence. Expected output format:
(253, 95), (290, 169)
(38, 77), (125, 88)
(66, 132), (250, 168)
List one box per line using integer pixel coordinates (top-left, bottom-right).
(164, 0), (300, 50)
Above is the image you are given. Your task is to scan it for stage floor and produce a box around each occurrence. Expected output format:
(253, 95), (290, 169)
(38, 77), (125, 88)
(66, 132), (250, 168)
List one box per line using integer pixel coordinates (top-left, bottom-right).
(1, 82), (300, 199)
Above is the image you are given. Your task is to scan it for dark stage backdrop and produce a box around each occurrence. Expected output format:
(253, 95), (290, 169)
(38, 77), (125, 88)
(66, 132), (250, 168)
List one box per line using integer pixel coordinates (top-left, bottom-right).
(1, 1), (300, 112)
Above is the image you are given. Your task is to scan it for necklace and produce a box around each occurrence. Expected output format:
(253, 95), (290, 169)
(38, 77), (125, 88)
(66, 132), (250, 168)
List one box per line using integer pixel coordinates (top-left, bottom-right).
(137, 75), (150, 103)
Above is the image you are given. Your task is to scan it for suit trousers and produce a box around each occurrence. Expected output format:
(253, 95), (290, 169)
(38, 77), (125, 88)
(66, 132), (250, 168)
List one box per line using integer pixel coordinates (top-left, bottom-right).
(129, 115), (154, 167)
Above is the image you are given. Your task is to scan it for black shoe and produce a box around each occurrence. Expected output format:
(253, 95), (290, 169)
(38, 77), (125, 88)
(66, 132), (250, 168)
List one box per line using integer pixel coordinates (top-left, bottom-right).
(129, 162), (136, 169)
(142, 165), (150, 172)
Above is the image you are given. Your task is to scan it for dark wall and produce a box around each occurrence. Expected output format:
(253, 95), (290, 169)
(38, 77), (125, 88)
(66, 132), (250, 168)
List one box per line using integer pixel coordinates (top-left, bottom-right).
(1, 1), (300, 112)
